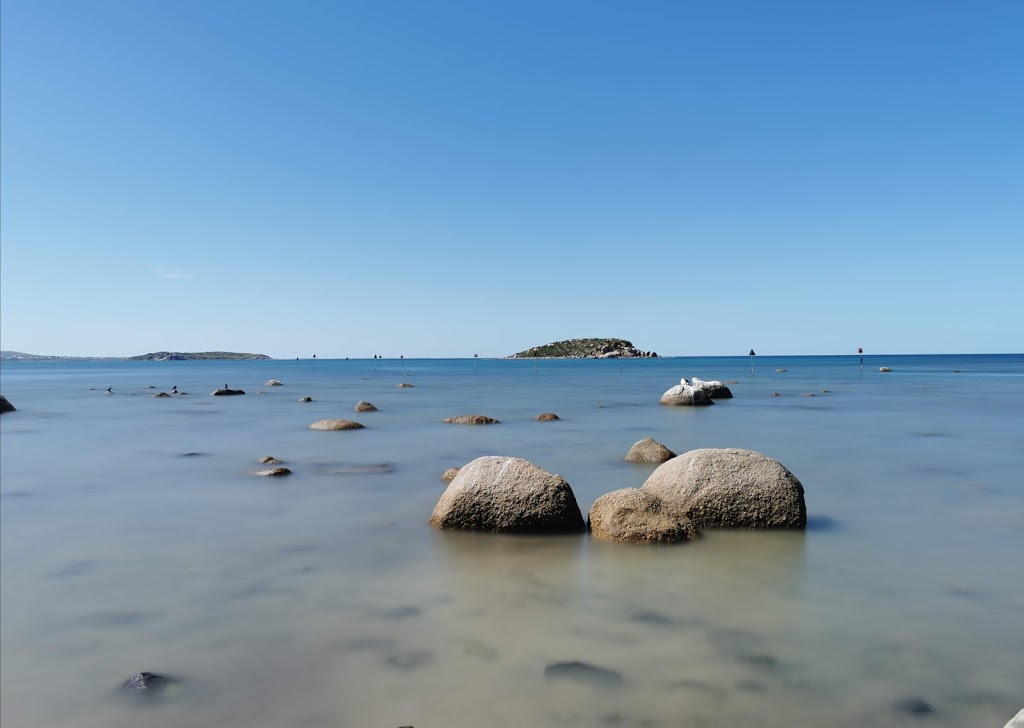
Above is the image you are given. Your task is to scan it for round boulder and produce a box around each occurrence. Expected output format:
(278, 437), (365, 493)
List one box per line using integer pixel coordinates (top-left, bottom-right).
(589, 488), (698, 544)
(308, 419), (365, 431)
(443, 415), (500, 425)
(429, 456), (585, 533)
(354, 400), (378, 412)
(641, 448), (807, 529)
(625, 437), (676, 464)
(536, 413), (560, 421)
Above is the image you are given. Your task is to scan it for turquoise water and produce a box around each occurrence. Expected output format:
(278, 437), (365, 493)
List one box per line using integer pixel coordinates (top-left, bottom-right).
(1, 355), (1022, 727)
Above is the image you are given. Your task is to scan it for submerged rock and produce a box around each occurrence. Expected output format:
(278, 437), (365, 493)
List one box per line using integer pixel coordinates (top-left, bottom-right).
(430, 456), (584, 533)
(354, 400), (378, 412)
(891, 697), (934, 717)
(624, 437), (676, 464)
(254, 467), (292, 477)
(536, 412), (560, 421)
(257, 456), (282, 464)
(642, 448), (807, 529)
(211, 388), (245, 396)
(443, 415), (500, 425)
(117, 671), (181, 698)
(0, 395), (14, 413)
(309, 419), (365, 431)
(588, 488), (698, 544)
(544, 661), (625, 688)
(152, 392), (172, 398)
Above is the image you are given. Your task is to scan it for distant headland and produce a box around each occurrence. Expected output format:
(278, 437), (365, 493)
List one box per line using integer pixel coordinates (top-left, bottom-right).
(1, 350), (271, 362)
(507, 338), (658, 359)
(126, 352), (272, 361)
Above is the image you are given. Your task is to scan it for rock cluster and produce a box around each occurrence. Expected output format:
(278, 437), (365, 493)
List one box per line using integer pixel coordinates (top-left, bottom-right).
(588, 448), (807, 543)
(659, 380), (714, 406)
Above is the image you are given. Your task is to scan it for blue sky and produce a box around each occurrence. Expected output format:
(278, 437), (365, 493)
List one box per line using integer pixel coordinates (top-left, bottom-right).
(2, 1), (1021, 358)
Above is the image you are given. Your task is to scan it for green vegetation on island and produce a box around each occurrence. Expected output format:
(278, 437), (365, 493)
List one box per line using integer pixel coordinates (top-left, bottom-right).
(508, 338), (658, 359)
(126, 351), (272, 361)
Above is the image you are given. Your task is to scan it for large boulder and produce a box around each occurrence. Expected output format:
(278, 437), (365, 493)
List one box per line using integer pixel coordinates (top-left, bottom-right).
(588, 488), (698, 543)
(0, 395), (14, 413)
(308, 419), (365, 430)
(690, 377), (734, 399)
(625, 437), (676, 464)
(642, 449), (806, 529)
(429, 456), (584, 533)
(1004, 709), (1024, 728)
(443, 415), (500, 425)
(659, 381), (714, 406)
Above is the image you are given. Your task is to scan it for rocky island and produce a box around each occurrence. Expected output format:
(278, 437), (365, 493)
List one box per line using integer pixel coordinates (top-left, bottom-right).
(507, 338), (658, 359)
(127, 351), (271, 361)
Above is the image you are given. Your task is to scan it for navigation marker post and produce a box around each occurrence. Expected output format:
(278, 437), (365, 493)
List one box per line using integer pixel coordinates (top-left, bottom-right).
(858, 347), (864, 373)
(749, 349), (756, 376)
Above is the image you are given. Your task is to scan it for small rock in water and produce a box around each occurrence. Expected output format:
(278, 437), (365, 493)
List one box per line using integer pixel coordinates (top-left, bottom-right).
(880, 366), (893, 372)
(544, 661), (625, 688)
(117, 671), (181, 698)
(443, 415), (500, 425)
(771, 392), (781, 397)
(891, 697), (935, 717)
(536, 412), (560, 421)
(152, 392), (172, 398)
(776, 369), (788, 373)
(396, 382), (415, 388)
(298, 396), (313, 403)
(354, 400), (378, 412)
(257, 456), (282, 464)
(211, 388), (245, 396)
(624, 437), (675, 464)
(254, 467), (292, 477)
(265, 379), (284, 386)
(308, 419), (365, 430)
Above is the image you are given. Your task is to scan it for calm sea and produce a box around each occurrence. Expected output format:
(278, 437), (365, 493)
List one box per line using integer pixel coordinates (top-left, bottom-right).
(1, 355), (1022, 727)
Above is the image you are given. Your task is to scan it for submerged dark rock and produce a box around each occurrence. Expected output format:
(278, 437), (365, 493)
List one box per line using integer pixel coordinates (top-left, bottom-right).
(211, 388), (245, 396)
(544, 661), (625, 688)
(117, 671), (181, 698)
(892, 697), (935, 717)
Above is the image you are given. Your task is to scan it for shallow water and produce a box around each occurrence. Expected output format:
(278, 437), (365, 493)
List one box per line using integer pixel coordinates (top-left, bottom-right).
(1, 355), (1022, 727)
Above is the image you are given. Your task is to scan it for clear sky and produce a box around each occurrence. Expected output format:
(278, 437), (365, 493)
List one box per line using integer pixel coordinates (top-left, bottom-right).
(2, 1), (1021, 358)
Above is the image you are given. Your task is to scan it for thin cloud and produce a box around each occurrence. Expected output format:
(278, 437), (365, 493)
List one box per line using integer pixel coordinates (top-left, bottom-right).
(153, 267), (193, 280)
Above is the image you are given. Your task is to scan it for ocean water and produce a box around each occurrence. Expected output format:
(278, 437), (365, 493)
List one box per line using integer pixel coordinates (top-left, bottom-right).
(1, 354), (1022, 728)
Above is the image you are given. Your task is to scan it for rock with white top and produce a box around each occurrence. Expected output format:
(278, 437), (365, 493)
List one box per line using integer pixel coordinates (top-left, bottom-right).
(659, 380), (714, 406)
(690, 377), (734, 399)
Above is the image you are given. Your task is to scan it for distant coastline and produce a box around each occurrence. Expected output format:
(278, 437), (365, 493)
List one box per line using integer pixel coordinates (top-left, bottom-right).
(507, 338), (659, 359)
(1, 350), (271, 362)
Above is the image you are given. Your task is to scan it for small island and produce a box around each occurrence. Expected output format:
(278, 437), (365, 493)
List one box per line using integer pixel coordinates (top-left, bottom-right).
(127, 351), (272, 361)
(507, 338), (658, 359)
